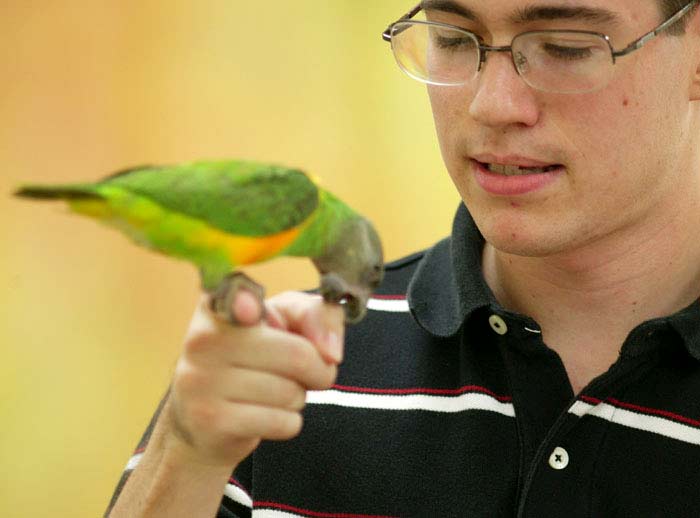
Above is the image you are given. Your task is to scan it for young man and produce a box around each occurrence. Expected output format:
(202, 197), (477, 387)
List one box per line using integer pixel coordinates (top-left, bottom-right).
(107, 1), (700, 516)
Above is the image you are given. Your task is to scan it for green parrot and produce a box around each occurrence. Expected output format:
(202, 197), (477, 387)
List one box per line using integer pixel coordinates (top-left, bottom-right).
(14, 160), (384, 323)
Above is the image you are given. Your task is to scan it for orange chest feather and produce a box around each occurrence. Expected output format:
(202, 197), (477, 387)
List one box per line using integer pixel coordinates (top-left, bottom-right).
(219, 225), (303, 265)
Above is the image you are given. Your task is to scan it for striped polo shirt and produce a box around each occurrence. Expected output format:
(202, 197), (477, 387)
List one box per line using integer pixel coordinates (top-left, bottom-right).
(109, 203), (700, 518)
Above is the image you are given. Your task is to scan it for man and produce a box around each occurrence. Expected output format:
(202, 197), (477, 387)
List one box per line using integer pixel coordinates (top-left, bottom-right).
(107, 1), (700, 516)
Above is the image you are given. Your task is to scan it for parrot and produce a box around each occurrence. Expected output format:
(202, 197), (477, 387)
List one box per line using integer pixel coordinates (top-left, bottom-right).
(14, 160), (384, 324)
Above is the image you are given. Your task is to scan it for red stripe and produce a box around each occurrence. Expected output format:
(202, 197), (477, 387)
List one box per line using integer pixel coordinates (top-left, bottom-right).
(607, 398), (700, 428)
(370, 294), (406, 300)
(254, 501), (398, 518)
(580, 395), (602, 405)
(331, 384), (512, 402)
(133, 447), (145, 454)
(580, 395), (700, 428)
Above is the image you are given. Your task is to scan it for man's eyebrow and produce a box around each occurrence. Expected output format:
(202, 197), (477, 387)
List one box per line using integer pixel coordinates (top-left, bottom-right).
(421, 0), (482, 23)
(420, 1), (622, 27)
(509, 5), (622, 26)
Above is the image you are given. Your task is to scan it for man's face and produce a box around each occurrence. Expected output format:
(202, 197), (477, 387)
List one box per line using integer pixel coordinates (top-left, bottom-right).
(427, 0), (699, 259)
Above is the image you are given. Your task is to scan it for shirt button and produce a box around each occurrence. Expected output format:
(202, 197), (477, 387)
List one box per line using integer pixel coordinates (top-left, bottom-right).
(548, 447), (569, 470)
(488, 314), (508, 335)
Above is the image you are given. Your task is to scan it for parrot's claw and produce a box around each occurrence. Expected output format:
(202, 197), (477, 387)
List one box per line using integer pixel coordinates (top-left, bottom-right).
(209, 271), (266, 326)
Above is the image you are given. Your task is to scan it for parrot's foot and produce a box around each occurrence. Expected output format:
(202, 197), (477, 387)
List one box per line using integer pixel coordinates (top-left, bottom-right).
(209, 271), (266, 326)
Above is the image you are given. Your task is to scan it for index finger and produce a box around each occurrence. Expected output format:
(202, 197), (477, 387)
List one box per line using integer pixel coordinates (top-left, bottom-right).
(264, 292), (345, 365)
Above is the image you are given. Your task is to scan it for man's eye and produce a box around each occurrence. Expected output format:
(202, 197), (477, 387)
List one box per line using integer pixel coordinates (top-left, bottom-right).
(434, 34), (474, 50)
(542, 43), (594, 60)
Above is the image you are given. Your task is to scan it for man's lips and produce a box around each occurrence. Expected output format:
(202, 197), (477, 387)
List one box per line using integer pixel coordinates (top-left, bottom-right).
(470, 159), (564, 196)
(471, 153), (560, 168)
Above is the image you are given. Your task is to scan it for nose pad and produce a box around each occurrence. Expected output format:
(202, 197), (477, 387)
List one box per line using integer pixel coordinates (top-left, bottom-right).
(514, 51), (530, 75)
(476, 49), (524, 87)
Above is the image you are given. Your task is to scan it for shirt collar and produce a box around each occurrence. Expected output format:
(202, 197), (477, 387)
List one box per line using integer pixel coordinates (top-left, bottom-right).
(408, 203), (493, 337)
(407, 203), (700, 359)
(667, 301), (700, 360)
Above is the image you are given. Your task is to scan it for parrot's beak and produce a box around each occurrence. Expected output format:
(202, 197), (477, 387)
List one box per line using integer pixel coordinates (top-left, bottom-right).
(318, 273), (370, 324)
(341, 291), (368, 324)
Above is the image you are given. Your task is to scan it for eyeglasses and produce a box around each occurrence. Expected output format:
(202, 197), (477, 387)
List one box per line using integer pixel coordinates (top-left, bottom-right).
(382, 1), (699, 94)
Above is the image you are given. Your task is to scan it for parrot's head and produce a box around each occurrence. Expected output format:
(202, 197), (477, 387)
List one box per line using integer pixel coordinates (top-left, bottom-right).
(312, 216), (384, 324)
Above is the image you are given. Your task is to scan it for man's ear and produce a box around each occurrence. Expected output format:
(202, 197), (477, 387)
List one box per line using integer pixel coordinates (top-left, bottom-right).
(689, 56), (700, 101)
(687, 9), (700, 101)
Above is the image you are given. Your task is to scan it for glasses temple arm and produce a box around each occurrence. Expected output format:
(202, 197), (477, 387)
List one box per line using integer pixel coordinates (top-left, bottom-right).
(382, 3), (422, 41)
(614, 0), (698, 57)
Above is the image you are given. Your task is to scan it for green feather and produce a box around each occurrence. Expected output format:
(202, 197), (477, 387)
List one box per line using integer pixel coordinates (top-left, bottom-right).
(99, 160), (319, 237)
(283, 190), (359, 258)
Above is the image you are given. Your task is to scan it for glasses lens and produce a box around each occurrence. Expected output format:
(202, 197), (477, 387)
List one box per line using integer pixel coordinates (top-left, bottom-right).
(513, 31), (614, 93)
(391, 21), (479, 85)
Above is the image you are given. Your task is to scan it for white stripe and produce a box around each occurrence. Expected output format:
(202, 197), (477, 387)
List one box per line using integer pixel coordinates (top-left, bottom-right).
(366, 298), (409, 312)
(224, 483), (253, 508)
(252, 510), (304, 518)
(306, 389), (515, 416)
(569, 400), (595, 417)
(569, 401), (700, 446)
(125, 452), (143, 471)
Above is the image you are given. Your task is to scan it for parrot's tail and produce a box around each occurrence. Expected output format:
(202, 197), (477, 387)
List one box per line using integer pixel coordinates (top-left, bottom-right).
(13, 185), (102, 201)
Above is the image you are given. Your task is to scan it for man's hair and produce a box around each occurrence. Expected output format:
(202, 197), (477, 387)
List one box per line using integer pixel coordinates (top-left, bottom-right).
(658, 0), (697, 34)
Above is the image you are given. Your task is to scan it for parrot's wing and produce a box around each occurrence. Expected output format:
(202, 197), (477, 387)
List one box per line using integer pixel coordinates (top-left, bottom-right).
(100, 160), (320, 237)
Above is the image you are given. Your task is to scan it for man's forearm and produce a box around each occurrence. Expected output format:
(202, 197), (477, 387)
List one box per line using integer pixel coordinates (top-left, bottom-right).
(107, 400), (234, 518)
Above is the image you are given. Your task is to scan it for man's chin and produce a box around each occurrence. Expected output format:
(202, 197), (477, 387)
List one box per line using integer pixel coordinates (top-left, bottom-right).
(472, 210), (574, 258)
(464, 187), (602, 258)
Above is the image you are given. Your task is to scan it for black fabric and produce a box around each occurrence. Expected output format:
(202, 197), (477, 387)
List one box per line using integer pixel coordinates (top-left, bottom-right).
(108, 203), (700, 517)
(408, 202), (495, 338)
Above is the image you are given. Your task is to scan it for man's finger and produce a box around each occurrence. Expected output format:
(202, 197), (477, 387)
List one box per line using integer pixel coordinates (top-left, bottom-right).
(231, 290), (263, 326)
(267, 292), (345, 364)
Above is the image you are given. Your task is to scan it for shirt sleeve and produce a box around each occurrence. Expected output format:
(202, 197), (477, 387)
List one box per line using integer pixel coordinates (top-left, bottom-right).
(218, 455), (254, 517)
(103, 388), (254, 518)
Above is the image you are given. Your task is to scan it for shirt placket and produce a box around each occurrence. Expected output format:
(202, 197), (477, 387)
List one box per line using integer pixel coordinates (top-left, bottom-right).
(517, 353), (661, 517)
(486, 308), (665, 516)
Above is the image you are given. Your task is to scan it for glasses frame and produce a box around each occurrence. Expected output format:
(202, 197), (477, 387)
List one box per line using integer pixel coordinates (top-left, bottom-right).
(382, 0), (699, 89)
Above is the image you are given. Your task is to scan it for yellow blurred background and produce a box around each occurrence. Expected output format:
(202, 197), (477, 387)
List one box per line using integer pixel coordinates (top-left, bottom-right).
(1, 2), (459, 516)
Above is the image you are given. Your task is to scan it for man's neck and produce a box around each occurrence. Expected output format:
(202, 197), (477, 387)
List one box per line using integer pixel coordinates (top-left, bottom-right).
(482, 196), (700, 389)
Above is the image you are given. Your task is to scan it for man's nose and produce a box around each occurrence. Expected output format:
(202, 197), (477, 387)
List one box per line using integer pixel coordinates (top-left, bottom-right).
(468, 50), (540, 128)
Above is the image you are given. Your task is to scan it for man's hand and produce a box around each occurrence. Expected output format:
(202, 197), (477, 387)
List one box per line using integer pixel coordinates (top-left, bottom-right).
(165, 290), (345, 469)
(108, 291), (344, 518)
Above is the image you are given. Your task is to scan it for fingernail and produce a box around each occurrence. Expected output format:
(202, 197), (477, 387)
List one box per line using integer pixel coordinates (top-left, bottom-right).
(326, 331), (343, 363)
